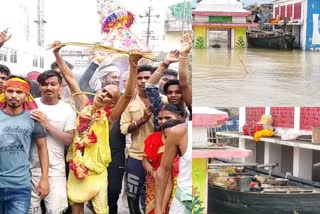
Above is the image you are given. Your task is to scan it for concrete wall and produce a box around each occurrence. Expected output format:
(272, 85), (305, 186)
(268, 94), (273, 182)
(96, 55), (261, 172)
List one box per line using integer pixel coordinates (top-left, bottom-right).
(232, 17), (247, 24)
(293, 147), (312, 180)
(193, 23), (247, 48)
(238, 106), (320, 181)
(164, 32), (182, 51)
(194, 16), (208, 23)
(273, 0), (304, 20)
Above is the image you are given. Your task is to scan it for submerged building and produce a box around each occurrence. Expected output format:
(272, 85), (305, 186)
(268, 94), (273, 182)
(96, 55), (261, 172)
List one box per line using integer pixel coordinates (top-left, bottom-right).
(192, 0), (257, 49)
(273, 0), (320, 51)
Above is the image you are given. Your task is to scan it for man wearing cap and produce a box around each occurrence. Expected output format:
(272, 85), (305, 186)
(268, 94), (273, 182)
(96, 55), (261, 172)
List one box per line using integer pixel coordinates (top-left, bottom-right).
(79, 52), (120, 97)
(99, 64), (120, 87)
(0, 76), (49, 214)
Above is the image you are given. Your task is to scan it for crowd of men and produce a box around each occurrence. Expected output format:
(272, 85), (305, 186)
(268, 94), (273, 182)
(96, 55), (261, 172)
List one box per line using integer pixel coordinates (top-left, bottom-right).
(0, 29), (192, 214)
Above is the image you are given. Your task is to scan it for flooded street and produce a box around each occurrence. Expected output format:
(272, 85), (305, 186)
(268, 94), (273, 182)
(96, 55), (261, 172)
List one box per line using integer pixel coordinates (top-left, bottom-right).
(193, 48), (320, 106)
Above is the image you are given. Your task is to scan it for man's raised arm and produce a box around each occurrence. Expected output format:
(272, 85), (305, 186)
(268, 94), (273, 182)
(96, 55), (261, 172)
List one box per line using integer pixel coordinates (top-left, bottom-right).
(178, 33), (192, 108)
(109, 49), (141, 126)
(52, 42), (89, 110)
(0, 29), (11, 48)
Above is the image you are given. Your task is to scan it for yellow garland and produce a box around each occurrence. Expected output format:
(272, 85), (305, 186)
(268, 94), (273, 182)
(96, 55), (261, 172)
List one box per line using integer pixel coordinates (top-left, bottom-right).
(67, 104), (111, 179)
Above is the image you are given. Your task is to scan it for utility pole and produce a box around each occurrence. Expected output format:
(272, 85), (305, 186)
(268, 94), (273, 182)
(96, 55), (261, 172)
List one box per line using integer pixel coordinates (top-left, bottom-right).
(181, 0), (187, 36)
(139, 1), (159, 47)
(146, 6), (152, 47)
(34, 0), (47, 47)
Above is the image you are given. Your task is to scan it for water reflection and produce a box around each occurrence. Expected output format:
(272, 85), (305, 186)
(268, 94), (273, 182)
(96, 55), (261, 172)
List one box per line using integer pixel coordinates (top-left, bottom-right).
(193, 48), (320, 106)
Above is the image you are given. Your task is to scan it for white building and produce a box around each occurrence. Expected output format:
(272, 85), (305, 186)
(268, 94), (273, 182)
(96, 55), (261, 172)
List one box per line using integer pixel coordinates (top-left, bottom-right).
(164, 1), (192, 51)
(0, 0), (53, 76)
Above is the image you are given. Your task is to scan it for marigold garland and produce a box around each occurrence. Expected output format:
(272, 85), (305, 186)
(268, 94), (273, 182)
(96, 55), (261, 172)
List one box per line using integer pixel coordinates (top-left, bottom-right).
(69, 102), (112, 180)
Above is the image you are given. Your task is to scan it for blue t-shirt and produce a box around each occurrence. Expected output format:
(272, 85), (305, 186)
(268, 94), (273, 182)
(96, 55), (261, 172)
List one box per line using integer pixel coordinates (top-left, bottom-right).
(0, 110), (46, 188)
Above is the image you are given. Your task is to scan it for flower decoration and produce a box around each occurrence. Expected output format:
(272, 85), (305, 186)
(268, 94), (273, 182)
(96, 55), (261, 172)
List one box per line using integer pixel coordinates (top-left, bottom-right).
(87, 131), (98, 144)
(69, 160), (88, 180)
(77, 116), (92, 133)
(69, 151), (89, 180)
(69, 104), (110, 180)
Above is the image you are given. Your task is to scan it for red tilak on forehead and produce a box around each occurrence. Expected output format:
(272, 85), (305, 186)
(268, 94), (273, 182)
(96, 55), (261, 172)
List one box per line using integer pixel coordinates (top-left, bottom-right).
(160, 105), (166, 112)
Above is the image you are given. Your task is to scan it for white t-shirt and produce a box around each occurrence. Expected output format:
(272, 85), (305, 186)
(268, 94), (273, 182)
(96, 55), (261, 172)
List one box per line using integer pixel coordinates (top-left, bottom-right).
(177, 121), (192, 191)
(30, 98), (76, 177)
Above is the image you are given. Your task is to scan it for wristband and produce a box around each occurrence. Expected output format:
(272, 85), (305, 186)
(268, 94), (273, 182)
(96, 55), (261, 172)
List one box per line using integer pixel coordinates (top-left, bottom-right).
(160, 62), (169, 69)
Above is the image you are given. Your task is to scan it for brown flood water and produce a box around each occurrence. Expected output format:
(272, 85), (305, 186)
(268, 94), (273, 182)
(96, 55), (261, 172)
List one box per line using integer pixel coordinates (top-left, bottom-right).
(192, 48), (320, 107)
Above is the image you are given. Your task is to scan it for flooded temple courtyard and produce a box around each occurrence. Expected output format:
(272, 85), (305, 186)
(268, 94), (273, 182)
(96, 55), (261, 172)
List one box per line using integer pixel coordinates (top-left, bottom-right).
(193, 48), (320, 106)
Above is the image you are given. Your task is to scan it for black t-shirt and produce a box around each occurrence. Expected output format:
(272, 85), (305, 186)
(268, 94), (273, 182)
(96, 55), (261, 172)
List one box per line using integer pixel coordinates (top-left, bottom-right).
(109, 119), (126, 166)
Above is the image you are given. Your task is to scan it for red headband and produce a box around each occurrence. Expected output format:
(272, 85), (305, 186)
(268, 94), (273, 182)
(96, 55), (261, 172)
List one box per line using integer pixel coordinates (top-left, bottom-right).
(4, 78), (31, 94)
(0, 77), (37, 110)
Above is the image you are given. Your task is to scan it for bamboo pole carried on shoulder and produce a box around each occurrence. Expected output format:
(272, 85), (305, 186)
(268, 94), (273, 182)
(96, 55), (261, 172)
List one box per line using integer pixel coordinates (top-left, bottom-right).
(47, 42), (164, 62)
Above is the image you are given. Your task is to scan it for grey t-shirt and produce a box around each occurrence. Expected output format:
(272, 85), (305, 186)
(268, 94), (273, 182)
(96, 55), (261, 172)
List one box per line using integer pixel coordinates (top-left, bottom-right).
(0, 110), (46, 188)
